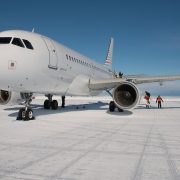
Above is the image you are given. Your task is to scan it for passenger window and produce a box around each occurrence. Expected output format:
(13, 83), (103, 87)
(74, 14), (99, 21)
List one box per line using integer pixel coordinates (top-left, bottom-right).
(0, 37), (12, 44)
(12, 38), (24, 48)
(22, 39), (34, 50)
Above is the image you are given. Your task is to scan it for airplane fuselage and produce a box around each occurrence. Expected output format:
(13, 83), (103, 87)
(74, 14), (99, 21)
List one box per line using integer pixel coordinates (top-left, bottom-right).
(0, 30), (113, 96)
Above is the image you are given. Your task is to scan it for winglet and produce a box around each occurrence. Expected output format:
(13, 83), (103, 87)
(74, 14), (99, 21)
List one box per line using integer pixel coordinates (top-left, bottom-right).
(105, 37), (114, 67)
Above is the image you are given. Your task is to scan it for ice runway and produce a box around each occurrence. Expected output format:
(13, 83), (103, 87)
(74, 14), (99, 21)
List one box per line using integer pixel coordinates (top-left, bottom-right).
(0, 96), (180, 180)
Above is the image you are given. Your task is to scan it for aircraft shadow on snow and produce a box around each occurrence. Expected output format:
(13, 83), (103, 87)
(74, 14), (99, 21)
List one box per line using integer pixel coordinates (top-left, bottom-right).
(5, 101), (133, 119)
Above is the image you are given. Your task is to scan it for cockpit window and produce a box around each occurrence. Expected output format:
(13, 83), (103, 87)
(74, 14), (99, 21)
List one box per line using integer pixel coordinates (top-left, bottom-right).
(0, 37), (12, 44)
(12, 38), (24, 48)
(22, 39), (34, 50)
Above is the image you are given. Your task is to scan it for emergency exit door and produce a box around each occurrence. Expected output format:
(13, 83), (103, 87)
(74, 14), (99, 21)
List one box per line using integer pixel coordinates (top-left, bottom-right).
(43, 37), (58, 70)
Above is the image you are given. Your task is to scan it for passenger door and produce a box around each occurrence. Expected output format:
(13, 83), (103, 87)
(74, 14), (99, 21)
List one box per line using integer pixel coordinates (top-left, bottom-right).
(43, 37), (58, 70)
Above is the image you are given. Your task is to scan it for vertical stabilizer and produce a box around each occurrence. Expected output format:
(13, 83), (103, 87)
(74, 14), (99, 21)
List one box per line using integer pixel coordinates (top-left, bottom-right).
(105, 37), (114, 67)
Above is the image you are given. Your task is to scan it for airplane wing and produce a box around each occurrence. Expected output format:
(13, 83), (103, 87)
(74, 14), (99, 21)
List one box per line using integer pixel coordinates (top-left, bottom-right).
(125, 75), (180, 84)
(89, 75), (180, 90)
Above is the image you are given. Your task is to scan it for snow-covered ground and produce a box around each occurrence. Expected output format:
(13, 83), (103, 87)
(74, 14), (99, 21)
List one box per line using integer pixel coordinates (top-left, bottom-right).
(0, 96), (180, 180)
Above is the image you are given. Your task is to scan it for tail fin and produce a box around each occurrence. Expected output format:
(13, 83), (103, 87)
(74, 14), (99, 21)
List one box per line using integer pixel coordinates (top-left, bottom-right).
(104, 37), (114, 67)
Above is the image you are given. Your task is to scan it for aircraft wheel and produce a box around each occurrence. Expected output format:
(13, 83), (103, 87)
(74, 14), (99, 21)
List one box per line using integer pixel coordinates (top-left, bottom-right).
(44, 100), (51, 109)
(17, 108), (25, 120)
(118, 108), (123, 112)
(26, 108), (34, 120)
(18, 108), (28, 121)
(51, 100), (58, 110)
(22, 109), (27, 120)
(109, 101), (115, 112)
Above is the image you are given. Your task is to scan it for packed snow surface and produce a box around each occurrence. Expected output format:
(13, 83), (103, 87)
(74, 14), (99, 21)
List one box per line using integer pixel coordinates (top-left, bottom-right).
(0, 96), (180, 180)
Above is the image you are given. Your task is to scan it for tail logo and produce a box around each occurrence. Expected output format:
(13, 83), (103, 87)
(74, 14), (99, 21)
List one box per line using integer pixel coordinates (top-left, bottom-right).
(105, 38), (114, 67)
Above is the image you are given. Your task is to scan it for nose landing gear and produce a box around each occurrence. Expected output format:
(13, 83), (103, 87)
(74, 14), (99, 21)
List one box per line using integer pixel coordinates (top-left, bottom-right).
(17, 93), (35, 121)
(17, 107), (34, 121)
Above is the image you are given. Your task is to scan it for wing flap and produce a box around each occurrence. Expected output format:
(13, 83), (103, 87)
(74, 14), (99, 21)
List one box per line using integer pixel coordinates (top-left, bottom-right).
(89, 75), (180, 91)
(128, 75), (180, 84)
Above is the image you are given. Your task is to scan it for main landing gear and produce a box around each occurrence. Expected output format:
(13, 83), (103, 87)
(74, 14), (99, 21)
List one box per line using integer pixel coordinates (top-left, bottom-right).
(17, 93), (35, 121)
(44, 94), (58, 110)
(44, 95), (65, 110)
(106, 90), (123, 113)
(109, 101), (123, 112)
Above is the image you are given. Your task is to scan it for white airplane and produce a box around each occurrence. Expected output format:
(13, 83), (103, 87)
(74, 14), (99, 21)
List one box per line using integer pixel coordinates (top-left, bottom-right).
(0, 30), (180, 120)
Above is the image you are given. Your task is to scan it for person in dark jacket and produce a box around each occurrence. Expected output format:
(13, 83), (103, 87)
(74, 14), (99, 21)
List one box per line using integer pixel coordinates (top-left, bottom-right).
(156, 95), (163, 108)
(144, 91), (151, 108)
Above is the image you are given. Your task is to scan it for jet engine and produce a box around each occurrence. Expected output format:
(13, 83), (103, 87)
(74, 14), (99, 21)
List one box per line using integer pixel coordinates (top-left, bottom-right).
(0, 90), (26, 105)
(113, 82), (140, 110)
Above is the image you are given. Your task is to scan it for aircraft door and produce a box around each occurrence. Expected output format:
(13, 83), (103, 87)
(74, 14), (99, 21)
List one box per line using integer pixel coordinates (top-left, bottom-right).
(43, 37), (58, 70)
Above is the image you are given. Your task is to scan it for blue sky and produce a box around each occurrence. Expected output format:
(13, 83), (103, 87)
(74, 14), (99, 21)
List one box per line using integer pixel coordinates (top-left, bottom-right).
(0, 0), (180, 95)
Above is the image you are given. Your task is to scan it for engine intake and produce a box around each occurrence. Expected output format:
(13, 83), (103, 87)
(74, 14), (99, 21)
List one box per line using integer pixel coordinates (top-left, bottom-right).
(0, 90), (28, 105)
(0, 90), (11, 104)
(113, 82), (140, 110)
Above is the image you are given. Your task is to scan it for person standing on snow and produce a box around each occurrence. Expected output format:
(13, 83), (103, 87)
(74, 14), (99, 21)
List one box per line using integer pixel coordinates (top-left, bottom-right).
(144, 91), (151, 108)
(156, 95), (163, 108)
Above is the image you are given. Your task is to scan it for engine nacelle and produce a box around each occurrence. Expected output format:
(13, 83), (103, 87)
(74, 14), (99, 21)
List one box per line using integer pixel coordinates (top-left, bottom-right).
(0, 90), (25, 105)
(113, 82), (140, 110)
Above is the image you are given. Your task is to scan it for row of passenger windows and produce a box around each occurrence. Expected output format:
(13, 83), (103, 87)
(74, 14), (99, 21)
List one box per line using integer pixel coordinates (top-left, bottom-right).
(66, 54), (108, 74)
(0, 37), (34, 50)
(66, 54), (92, 67)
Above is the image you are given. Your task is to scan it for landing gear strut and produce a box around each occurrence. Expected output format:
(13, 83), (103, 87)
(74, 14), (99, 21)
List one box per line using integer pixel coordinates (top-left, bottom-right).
(17, 93), (35, 121)
(61, 96), (65, 108)
(44, 94), (58, 110)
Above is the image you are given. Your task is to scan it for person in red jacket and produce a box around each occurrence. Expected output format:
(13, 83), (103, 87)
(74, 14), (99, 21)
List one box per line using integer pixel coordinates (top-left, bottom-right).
(156, 95), (163, 108)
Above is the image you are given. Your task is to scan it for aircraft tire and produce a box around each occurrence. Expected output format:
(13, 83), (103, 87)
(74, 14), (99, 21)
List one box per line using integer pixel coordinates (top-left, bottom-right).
(118, 108), (123, 112)
(17, 108), (25, 120)
(109, 101), (115, 112)
(44, 100), (51, 109)
(25, 108), (34, 120)
(51, 100), (58, 110)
